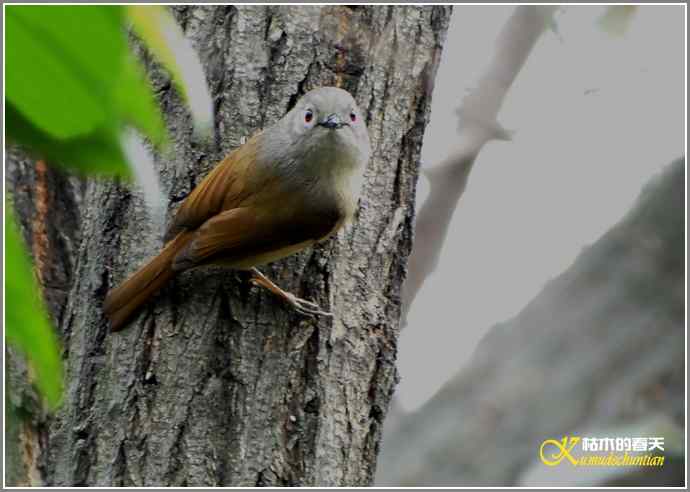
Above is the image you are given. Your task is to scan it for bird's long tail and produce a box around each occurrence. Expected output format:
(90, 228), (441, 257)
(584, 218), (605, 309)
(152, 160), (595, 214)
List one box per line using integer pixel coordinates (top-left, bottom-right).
(104, 232), (191, 331)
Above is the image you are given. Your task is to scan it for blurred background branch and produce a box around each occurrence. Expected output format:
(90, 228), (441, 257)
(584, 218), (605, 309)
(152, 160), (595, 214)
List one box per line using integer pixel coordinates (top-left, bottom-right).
(402, 5), (557, 321)
(380, 4), (683, 487)
(380, 157), (685, 486)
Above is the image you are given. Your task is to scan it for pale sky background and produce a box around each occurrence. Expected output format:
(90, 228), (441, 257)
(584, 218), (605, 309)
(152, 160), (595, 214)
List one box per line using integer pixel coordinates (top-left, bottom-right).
(399, 5), (685, 411)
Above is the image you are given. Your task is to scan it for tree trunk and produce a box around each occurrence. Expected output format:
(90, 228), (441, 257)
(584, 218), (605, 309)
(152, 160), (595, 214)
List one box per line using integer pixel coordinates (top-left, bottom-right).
(5, 5), (451, 486)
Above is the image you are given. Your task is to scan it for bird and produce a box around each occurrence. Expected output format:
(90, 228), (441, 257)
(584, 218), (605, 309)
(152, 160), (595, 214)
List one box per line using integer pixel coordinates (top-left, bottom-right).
(104, 86), (371, 331)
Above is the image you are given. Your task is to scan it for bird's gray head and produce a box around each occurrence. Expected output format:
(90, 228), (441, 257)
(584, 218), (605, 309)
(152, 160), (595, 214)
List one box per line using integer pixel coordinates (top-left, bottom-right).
(263, 87), (371, 177)
(293, 86), (362, 132)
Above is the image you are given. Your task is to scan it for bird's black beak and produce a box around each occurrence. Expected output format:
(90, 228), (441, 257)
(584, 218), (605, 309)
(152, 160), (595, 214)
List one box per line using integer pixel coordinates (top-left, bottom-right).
(319, 113), (345, 130)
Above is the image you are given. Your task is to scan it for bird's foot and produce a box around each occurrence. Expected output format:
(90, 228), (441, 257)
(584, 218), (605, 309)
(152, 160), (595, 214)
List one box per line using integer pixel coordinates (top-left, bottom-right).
(249, 268), (332, 317)
(280, 291), (333, 317)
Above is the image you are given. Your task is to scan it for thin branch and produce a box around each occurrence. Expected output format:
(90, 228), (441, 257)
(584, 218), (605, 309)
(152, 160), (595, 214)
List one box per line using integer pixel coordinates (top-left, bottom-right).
(402, 6), (557, 321)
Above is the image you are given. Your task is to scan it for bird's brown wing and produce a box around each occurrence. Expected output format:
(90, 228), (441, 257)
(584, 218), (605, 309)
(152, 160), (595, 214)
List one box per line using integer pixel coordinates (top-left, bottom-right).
(171, 203), (342, 271)
(165, 134), (264, 242)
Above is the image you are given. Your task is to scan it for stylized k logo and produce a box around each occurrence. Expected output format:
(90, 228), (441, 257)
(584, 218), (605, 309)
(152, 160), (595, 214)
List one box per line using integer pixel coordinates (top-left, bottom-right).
(539, 436), (581, 466)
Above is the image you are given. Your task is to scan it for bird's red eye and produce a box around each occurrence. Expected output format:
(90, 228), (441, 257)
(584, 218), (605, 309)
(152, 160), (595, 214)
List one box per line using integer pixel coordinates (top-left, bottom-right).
(350, 111), (357, 122)
(305, 109), (313, 123)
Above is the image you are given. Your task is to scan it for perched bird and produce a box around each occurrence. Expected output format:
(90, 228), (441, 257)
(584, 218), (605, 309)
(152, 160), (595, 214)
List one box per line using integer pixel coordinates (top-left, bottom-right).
(104, 87), (371, 331)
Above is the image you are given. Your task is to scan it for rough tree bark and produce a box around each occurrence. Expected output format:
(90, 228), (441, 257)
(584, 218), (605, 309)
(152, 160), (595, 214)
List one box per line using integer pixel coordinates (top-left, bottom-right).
(5, 5), (451, 487)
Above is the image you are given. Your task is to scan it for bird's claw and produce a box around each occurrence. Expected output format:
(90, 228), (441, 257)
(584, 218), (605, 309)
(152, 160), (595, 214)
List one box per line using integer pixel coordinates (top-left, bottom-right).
(286, 294), (333, 317)
(249, 274), (332, 317)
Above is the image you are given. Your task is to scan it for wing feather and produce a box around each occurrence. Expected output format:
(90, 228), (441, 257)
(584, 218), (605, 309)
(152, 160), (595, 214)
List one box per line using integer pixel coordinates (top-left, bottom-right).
(171, 203), (342, 271)
(165, 134), (261, 241)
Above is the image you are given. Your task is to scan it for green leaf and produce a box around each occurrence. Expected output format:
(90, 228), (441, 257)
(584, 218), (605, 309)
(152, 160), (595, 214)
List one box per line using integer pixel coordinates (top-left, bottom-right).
(7, 102), (131, 177)
(114, 54), (168, 148)
(5, 6), (125, 139)
(126, 5), (213, 136)
(9, 6), (124, 88)
(126, 6), (180, 83)
(6, 5), (168, 175)
(5, 207), (64, 409)
(6, 10), (104, 138)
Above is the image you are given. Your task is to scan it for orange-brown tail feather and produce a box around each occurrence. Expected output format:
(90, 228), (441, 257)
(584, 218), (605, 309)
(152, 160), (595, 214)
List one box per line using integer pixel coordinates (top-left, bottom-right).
(104, 232), (191, 331)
